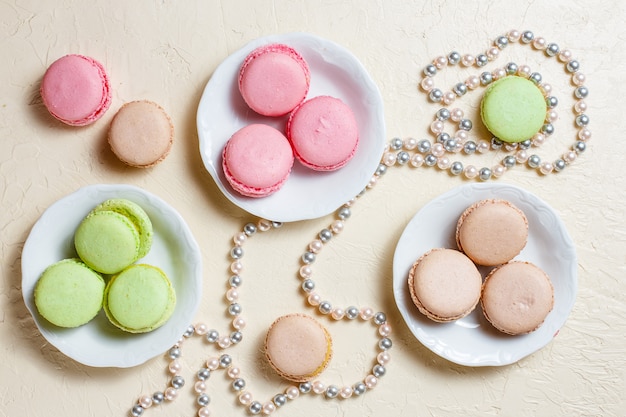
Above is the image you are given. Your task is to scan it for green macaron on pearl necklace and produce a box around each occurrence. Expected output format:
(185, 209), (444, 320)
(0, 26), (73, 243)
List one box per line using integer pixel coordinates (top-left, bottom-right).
(128, 170), (392, 417)
(412, 29), (590, 180)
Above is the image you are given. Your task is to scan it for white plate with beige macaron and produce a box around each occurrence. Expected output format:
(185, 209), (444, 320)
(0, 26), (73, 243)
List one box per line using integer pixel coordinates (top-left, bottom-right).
(393, 183), (577, 366)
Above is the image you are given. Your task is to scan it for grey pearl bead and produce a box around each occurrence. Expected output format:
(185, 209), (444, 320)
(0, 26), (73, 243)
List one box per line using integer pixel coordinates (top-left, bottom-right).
(505, 62), (518, 75)
(171, 375), (185, 389)
(397, 151), (410, 165)
(230, 331), (243, 344)
(375, 163), (387, 176)
(302, 279), (315, 292)
(528, 154), (541, 168)
(480, 71), (493, 85)
(353, 382), (367, 396)
(479, 167), (492, 181)
(228, 303), (242, 316)
(197, 368), (210, 380)
(459, 119), (472, 131)
(152, 391), (164, 404)
(491, 138), (503, 149)
(338, 206), (351, 220)
(424, 154), (437, 167)
(476, 54), (488, 67)
(546, 96), (558, 108)
(566, 60), (580, 73)
(575, 141), (587, 153)
(429, 88), (443, 102)
(302, 251), (316, 264)
(496, 36), (509, 49)
(417, 139), (432, 153)
(299, 382), (312, 393)
(373, 364), (386, 377)
(232, 378), (246, 391)
(273, 394), (287, 407)
(529, 72), (542, 84)
(546, 43), (560, 56)
(423, 64), (437, 77)
(249, 401), (262, 415)
(390, 137), (403, 150)
(319, 302), (332, 315)
(453, 82), (468, 96)
(230, 246), (244, 259)
(379, 337), (393, 350)
(463, 141), (477, 154)
(521, 30), (534, 43)
(206, 330), (219, 343)
(346, 307), (359, 319)
(519, 139), (532, 149)
(131, 405), (144, 417)
(168, 347), (181, 359)
(448, 51), (461, 65)
(444, 139), (457, 153)
(184, 325), (195, 338)
(374, 312), (387, 325)
(437, 132), (451, 143)
(575, 86), (589, 99)
(503, 155), (517, 168)
(325, 385), (339, 399)
(229, 275), (242, 287)
(219, 354), (232, 368)
(575, 114), (589, 127)
(450, 161), (464, 175)
(436, 108), (451, 121)
(319, 229), (332, 242)
(243, 223), (257, 236)
(554, 159), (566, 171)
(197, 393), (211, 407)
(542, 123), (555, 136)
(272, 221), (283, 228)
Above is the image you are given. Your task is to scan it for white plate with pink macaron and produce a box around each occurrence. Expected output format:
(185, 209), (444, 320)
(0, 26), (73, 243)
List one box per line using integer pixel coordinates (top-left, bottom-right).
(21, 184), (202, 368)
(197, 32), (386, 222)
(393, 183), (577, 366)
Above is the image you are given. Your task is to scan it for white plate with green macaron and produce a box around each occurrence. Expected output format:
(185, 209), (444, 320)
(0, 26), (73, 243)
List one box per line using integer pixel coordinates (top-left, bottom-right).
(21, 184), (202, 368)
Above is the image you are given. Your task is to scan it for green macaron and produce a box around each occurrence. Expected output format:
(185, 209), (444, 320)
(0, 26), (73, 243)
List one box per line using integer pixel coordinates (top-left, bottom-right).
(480, 75), (547, 143)
(103, 264), (176, 333)
(34, 258), (105, 328)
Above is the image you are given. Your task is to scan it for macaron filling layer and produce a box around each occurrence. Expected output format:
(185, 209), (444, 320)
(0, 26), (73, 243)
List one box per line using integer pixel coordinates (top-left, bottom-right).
(34, 259), (105, 328)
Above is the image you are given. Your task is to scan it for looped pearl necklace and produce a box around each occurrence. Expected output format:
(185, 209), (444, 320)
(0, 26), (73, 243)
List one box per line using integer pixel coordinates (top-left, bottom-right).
(128, 167), (392, 417)
(390, 29), (591, 180)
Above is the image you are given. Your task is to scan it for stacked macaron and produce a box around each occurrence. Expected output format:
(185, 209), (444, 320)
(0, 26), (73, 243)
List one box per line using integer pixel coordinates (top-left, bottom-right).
(407, 199), (554, 335)
(222, 43), (359, 198)
(34, 198), (176, 333)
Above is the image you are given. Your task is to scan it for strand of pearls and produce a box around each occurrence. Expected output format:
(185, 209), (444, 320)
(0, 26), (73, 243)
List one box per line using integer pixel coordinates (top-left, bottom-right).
(412, 29), (590, 180)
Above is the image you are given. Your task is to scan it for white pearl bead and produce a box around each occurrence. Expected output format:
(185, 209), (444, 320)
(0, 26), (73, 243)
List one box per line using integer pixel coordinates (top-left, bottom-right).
(574, 100), (587, 114)
(430, 120), (444, 134)
(139, 395), (153, 408)
(227, 367), (240, 379)
(382, 152), (396, 166)
(405, 137), (418, 150)
(230, 261), (243, 274)
(365, 375), (378, 389)
(198, 406), (211, 417)
(464, 165), (478, 179)
(169, 360), (181, 374)
(360, 307), (374, 320)
(367, 176), (377, 189)
(492, 68), (506, 80)
(539, 161), (553, 175)
(546, 110), (558, 123)
(239, 391), (253, 405)
(578, 128), (591, 141)
(434, 55), (448, 68)
(477, 140), (490, 153)
(540, 83), (552, 95)
(572, 72), (586, 86)
(410, 154), (424, 167)
(308, 293), (321, 306)
(377, 351), (391, 366)
(508, 29), (521, 42)
(194, 381), (207, 393)
(218, 335), (231, 349)
(517, 64), (531, 77)
(262, 402), (276, 415)
(516, 150), (529, 163)
(312, 381), (326, 394)
(492, 164), (506, 178)
(233, 317), (246, 330)
(442, 91), (456, 105)
(558, 49), (572, 62)
(299, 265), (312, 279)
(461, 54), (474, 67)
(285, 386), (299, 400)
(466, 75), (480, 89)
(257, 219), (272, 232)
(421, 77), (434, 91)
(450, 108), (463, 122)
(436, 156), (451, 169)
(486, 47), (499, 60)
(454, 130), (468, 142)
(234, 232), (247, 245)
(207, 357), (220, 370)
(564, 151), (577, 163)
(309, 239), (323, 253)
(331, 308), (345, 320)
(340, 386), (353, 399)
(164, 387), (178, 401)
(226, 288), (239, 302)
(196, 322), (208, 335)
(431, 143), (444, 157)
(379, 323), (392, 337)
(532, 37), (546, 49)
(331, 220), (344, 234)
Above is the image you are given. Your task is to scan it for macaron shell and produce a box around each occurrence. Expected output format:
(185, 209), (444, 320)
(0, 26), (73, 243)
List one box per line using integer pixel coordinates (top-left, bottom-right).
(103, 264), (176, 333)
(34, 259), (105, 328)
(481, 261), (554, 335)
(287, 96), (359, 171)
(456, 199), (528, 266)
(74, 210), (140, 274)
(480, 75), (547, 143)
(91, 198), (153, 259)
(108, 100), (174, 168)
(40, 54), (112, 126)
(264, 314), (333, 382)
(222, 124), (294, 197)
(238, 43), (310, 116)
(407, 248), (482, 322)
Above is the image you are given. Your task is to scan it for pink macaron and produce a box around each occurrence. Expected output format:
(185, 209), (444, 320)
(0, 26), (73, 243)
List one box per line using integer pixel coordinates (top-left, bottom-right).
(222, 124), (294, 198)
(238, 43), (310, 117)
(40, 54), (112, 126)
(287, 95), (359, 171)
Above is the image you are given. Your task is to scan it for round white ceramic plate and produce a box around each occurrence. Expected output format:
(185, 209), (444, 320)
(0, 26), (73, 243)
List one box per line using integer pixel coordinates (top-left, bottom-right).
(197, 32), (386, 222)
(21, 184), (202, 368)
(393, 183), (577, 366)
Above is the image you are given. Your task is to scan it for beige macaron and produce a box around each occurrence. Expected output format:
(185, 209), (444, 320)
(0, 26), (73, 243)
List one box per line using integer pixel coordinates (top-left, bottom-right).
(480, 261), (554, 335)
(108, 100), (174, 168)
(264, 313), (333, 382)
(456, 199), (528, 266)
(407, 248), (482, 322)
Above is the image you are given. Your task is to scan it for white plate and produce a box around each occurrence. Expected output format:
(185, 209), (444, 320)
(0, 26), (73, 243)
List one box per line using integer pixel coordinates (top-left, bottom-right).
(21, 184), (202, 368)
(393, 183), (577, 366)
(197, 32), (386, 222)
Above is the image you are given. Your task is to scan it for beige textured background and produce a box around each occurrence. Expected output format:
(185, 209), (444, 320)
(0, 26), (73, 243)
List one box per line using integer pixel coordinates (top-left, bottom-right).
(1, 1), (625, 416)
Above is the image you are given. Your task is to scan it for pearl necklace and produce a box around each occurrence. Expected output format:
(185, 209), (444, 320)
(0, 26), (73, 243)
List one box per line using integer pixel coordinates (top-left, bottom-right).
(129, 166), (392, 417)
(394, 29), (591, 181)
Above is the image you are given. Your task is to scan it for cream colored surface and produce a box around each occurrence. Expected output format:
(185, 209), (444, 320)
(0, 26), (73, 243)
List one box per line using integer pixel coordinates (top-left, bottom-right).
(1, 1), (624, 416)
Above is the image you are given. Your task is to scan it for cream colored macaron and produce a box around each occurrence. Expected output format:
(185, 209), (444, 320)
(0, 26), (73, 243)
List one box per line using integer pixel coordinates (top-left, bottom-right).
(264, 313), (332, 382)
(481, 261), (554, 335)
